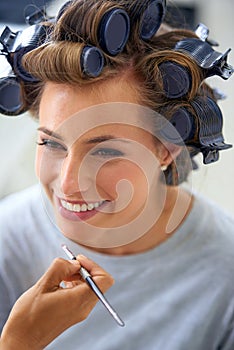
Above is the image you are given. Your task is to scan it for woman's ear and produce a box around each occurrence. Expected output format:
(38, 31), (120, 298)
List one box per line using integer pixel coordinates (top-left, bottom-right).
(157, 141), (182, 168)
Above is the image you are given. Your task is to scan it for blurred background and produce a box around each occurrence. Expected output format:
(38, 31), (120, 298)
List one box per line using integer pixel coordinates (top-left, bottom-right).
(0, 0), (233, 215)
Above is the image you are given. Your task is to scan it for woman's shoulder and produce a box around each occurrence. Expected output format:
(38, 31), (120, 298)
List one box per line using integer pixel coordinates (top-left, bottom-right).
(0, 184), (41, 208)
(0, 185), (45, 233)
(0, 185), (60, 266)
(192, 192), (234, 229)
(189, 192), (234, 256)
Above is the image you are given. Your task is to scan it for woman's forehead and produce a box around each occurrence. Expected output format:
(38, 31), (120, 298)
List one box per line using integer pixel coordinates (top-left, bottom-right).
(39, 74), (141, 121)
(39, 79), (146, 128)
(38, 110), (158, 149)
(38, 84), (164, 149)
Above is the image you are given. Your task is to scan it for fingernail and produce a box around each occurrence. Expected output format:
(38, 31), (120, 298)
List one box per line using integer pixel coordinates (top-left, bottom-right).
(77, 254), (87, 259)
(68, 259), (80, 266)
(62, 281), (75, 289)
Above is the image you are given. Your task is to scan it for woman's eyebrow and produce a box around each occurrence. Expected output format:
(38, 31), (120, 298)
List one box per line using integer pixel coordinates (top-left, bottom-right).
(83, 135), (131, 144)
(37, 127), (64, 140)
(37, 129), (131, 144)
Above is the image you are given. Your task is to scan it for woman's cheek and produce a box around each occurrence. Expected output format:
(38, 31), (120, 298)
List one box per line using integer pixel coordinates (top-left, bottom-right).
(96, 162), (149, 203)
(35, 147), (62, 186)
(35, 147), (42, 181)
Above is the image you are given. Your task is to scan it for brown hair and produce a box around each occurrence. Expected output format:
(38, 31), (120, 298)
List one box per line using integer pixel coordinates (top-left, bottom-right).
(21, 0), (213, 185)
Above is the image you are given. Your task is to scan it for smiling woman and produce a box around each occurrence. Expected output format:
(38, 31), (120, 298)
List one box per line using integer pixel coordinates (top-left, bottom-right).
(0, 0), (234, 349)
(35, 79), (178, 250)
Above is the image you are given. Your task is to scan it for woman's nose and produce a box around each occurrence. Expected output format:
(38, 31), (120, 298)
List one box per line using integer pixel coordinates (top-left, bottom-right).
(60, 152), (91, 196)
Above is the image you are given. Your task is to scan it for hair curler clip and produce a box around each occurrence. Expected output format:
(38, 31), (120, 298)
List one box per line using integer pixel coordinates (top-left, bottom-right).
(160, 96), (232, 164)
(25, 8), (48, 26)
(175, 36), (234, 80)
(0, 8), (52, 116)
(212, 87), (227, 101)
(157, 23), (233, 100)
(0, 23), (48, 82)
(195, 23), (219, 47)
(195, 23), (209, 42)
(190, 96), (232, 163)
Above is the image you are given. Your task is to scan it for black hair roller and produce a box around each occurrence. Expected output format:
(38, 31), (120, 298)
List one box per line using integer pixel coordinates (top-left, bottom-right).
(139, 0), (166, 40)
(0, 76), (25, 116)
(159, 61), (191, 99)
(0, 23), (48, 116)
(190, 96), (232, 164)
(159, 107), (195, 145)
(160, 96), (232, 164)
(56, 1), (73, 22)
(98, 8), (130, 56)
(81, 45), (105, 77)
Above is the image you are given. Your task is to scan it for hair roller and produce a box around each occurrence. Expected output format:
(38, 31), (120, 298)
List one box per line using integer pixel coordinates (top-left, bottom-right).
(160, 96), (232, 164)
(55, 1), (131, 59)
(0, 9), (52, 116)
(138, 48), (202, 103)
(0, 76), (25, 116)
(159, 61), (191, 99)
(98, 8), (130, 56)
(139, 0), (167, 40)
(81, 45), (105, 77)
(56, 1), (73, 22)
(125, 0), (166, 43)
(159, 106), (195, 145)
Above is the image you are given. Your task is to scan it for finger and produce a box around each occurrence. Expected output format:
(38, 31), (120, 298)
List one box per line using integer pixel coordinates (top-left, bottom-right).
(37, 258), (81, 291)
(76, 255), (110, 276)
(76, 255), (115, 292)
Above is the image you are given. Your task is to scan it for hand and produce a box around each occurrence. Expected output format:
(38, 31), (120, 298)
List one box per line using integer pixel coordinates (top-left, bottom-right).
(0, 255), (114, 350)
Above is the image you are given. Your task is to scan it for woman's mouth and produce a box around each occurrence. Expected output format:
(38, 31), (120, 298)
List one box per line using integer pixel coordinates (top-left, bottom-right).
(57, 198), (107, 221)
(61, 199), (104, 212)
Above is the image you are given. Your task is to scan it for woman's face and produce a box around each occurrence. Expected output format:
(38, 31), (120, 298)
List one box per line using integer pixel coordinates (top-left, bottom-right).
(36, 77), (172, 250)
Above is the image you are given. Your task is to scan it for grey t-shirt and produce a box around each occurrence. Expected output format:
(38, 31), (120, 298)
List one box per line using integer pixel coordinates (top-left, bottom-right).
(1, 185), (234, 350)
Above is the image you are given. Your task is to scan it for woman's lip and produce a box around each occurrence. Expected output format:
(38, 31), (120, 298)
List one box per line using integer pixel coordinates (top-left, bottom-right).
(58, 198), (103, 205)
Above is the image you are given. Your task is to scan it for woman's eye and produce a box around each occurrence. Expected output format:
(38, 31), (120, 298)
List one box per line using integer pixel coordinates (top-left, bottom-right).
(36, 139), (67, 151)
(91, 148), (124, 158)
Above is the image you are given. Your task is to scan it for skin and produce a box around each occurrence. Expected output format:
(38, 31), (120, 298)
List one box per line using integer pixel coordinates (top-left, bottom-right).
(0, 256), (114, 350)
(36, 74), (193, 255)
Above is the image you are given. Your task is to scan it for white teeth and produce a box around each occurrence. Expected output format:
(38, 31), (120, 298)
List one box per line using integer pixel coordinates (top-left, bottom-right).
(81, 204), (88, 212)
(61, 200), (104, 213)
(73, 204), (81, 212)
(61, 200), (67, 208)
(67, 203), (73, 211)
(87, 203), (94, 211)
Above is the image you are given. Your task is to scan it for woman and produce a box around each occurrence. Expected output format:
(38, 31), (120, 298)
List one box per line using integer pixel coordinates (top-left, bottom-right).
(0, 0), (234, 349)
(0, 256), (114, 349)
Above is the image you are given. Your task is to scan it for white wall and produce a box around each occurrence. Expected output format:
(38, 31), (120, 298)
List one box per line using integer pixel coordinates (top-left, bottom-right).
(0, 0), (233, 215)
